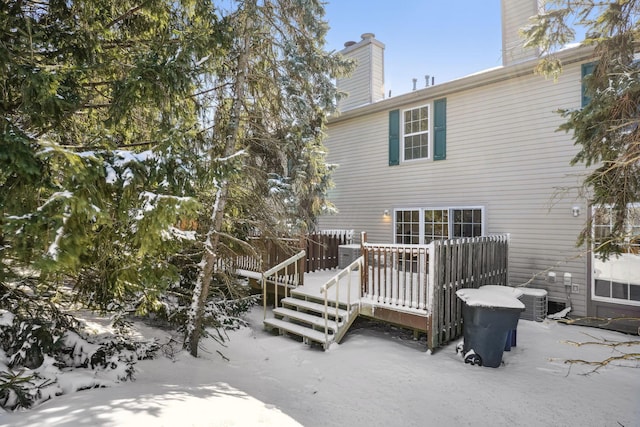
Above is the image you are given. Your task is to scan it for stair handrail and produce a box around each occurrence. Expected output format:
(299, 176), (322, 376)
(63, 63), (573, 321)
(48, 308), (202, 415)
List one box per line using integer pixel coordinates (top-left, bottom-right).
(319, 255), (364, 346)
(263, 250), (306, 320)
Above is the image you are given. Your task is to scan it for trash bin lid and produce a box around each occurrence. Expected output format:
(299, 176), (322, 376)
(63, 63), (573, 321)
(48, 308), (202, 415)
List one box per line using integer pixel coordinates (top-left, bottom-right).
(456, 288), (525, 309)
(479, 285), (524, 299)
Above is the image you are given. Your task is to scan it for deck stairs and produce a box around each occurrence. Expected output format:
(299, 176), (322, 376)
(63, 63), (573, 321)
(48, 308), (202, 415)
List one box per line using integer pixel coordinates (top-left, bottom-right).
(263, 288), (360, 349)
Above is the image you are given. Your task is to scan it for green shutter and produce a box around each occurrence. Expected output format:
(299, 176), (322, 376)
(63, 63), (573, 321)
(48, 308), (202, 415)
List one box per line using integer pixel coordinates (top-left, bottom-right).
(581, 62), (595, 107)
(433, 98), (446, 161)
(389, 109), (400, 166)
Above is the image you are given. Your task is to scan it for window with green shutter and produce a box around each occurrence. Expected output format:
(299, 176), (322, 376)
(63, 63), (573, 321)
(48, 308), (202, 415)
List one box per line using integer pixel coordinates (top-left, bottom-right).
(433, 98), (446, 160)
(389, 109), (400, 166)
(581, 62), (595, 107)
(389, 98), (447, 164)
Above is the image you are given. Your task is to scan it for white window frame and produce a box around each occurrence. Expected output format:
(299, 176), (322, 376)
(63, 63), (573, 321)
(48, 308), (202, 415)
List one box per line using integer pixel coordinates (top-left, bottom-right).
(401, 104), (430, 162)
(591, 203), (640, 306)
(393, 206), (485, 245)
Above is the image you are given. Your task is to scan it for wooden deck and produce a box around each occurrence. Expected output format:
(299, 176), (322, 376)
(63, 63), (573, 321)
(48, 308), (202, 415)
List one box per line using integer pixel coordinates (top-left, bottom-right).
(244, 233), (510, 352)
(259, 264), (434, 351)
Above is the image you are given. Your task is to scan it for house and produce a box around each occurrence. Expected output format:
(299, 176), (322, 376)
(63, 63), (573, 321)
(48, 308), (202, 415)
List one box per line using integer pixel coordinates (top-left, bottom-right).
(318, 0), (640, 323)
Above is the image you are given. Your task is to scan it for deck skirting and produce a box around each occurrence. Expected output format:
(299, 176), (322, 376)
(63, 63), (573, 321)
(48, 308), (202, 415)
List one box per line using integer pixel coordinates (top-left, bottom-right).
(359, 301), (429, 333)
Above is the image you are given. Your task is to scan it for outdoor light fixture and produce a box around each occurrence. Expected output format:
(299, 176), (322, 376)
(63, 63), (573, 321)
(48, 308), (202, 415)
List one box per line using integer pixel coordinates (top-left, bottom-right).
(572, 206), (581, 217)
(383, 209), (390, 217)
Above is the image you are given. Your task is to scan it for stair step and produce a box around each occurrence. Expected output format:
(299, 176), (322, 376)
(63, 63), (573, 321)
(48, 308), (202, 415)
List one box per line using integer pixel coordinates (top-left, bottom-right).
(273, 307), (341, 332)
(264, 318), (334, 346)
(281, 297), (349, 319)
(290, 289), (352, 308)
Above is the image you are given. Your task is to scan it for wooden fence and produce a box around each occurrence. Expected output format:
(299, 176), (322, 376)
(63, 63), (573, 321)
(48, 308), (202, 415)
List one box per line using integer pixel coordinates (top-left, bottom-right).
(428, 235), (509, 350)
(220, 230), (354, 283)
(360, 233), (509, 352)
(306, 230), (353, 272)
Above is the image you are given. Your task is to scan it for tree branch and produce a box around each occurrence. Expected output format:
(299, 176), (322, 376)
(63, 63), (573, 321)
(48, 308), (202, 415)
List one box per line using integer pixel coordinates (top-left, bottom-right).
(106, 2), (150, 29)
(564, 353), (640, 374)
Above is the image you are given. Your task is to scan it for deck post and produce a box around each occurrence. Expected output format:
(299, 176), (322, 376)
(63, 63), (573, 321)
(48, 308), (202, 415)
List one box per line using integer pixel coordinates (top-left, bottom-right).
(360, 231), (367, 296)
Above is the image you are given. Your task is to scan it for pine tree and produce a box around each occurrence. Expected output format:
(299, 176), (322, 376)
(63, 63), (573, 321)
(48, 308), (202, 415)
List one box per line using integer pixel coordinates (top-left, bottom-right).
(184, 0), (351, 356)
(1, 1), (223, 308)
(522, 0), (640, 259)
(1, 0), (351, 359)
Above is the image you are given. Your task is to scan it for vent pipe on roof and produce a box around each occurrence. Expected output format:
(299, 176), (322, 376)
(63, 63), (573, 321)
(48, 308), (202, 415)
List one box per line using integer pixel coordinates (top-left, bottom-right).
(412, 78), (417, 91)
(344, 41), (356, 48)
(425, 75), (430, 87)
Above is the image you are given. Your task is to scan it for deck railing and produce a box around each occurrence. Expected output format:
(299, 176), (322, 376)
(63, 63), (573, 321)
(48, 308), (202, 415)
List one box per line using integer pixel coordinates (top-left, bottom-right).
(223, 237), (305, 285)
(319, 255), (363, 344)
(262, 250), (306, 320)
(360, 233), (509, 352)
(361, 242), (430, 312)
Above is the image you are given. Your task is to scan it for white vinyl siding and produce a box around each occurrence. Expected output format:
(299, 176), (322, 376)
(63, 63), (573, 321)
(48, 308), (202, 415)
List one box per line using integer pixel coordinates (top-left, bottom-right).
(337, 38), (385, 112)
(501, 0), (541, 65)
(320, 60), (591, 315)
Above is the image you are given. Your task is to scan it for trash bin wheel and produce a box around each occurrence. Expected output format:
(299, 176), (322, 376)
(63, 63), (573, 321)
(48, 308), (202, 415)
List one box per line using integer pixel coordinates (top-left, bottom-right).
(464, 353), (482, 366)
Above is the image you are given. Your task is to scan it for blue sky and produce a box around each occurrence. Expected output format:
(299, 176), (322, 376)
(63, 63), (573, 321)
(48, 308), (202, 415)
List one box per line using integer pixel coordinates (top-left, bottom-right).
(323, 0), (504, 96)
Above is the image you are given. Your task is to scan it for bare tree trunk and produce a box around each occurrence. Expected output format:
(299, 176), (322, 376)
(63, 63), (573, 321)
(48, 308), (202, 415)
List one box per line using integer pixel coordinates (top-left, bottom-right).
(186, 5), (253, 357)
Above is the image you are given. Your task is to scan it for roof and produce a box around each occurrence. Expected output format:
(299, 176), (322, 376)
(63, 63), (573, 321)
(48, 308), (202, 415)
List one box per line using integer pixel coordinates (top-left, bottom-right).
(329, 44), (595, 124)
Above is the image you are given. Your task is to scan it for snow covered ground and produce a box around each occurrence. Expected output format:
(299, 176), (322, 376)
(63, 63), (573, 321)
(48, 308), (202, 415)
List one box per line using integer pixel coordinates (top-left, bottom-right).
(1, 307), (639, 427)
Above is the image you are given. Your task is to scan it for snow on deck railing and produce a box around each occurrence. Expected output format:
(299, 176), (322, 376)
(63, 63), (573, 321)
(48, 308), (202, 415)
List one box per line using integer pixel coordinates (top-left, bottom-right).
(317, 229), (354, 244)
(319, 255), (363, 345)
(361, 242), (430, 312)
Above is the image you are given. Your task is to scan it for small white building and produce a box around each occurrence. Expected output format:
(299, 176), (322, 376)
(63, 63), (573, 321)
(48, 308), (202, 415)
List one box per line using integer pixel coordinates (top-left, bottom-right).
(318, 0), (640, 321)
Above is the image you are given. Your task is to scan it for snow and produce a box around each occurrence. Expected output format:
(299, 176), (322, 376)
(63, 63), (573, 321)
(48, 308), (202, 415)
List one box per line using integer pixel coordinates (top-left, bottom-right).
(479, 284), (524, 298)
(519, 287), (549, 297)
(594, 253), (640, 284)
(46, 209), (70, 260)
(161, 226), (197, 241)
(0, 310), (14, 327)
(1, 308), (638, 427)
(36, 191), (73, 212)
(456, 287), (526, 309)
(548, 307), (572, 320)
(105, 165), (117, 184)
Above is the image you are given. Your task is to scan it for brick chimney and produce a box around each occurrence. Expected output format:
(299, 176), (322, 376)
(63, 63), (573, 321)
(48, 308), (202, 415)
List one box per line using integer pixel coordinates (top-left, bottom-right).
(501, 0), (544, 66)
(336, 33), (385, 112)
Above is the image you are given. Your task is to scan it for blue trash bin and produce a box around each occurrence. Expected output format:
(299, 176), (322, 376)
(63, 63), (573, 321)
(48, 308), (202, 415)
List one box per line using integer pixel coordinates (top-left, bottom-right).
(456, 288), (525, 368)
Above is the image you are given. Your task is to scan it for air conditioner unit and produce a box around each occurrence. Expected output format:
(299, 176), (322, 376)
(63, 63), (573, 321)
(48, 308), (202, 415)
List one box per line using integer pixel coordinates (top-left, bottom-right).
(338, 244), (361, 269)
(520, 288), (548, 322)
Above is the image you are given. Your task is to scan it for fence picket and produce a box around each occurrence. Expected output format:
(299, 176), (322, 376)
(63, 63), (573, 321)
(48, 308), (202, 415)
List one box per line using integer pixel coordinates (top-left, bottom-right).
(427, 234), (510, 351)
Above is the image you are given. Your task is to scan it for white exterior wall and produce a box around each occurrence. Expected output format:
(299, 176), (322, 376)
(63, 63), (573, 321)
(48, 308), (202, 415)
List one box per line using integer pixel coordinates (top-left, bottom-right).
(501, 0), (543, 65)
(337, 35), (385, 111)
(371, 43), (384, 102)
(320, 59), (591, 316)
